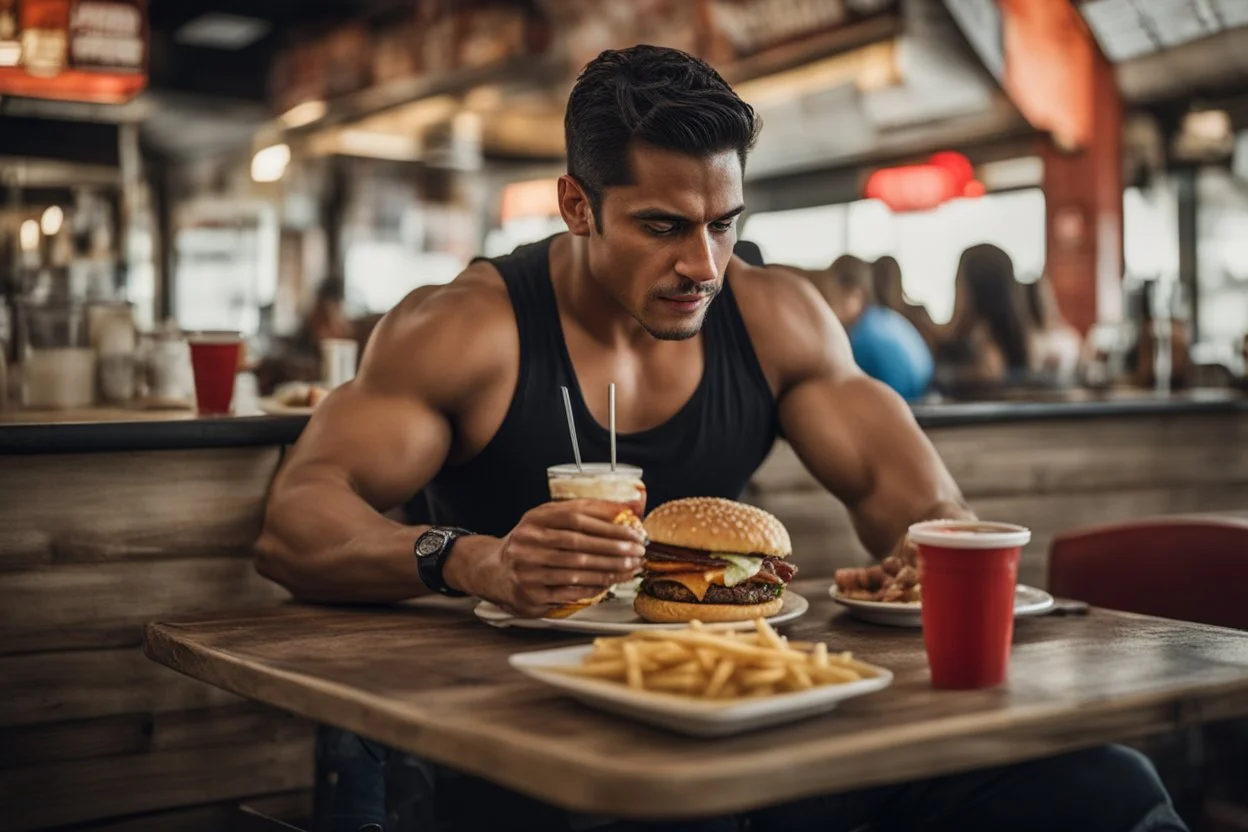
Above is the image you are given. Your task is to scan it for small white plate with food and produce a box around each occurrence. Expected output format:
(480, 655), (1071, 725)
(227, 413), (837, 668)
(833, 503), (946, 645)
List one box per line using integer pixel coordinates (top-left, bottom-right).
(829, 584), (1055, 628)
(475, 591), (809, 634)
(510, 619), (892, 736)
(259, 382), (329, 415)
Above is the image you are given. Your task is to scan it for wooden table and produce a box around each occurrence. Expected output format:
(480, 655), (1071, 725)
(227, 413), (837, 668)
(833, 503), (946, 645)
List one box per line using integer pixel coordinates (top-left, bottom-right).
(143, 581), (1248, 820)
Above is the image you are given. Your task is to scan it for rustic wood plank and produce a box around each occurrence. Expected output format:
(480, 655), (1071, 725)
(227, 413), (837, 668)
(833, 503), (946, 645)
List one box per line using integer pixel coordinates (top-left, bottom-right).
(750, 414), (1248, 499)
(0, 704), (311, 769)
(0, 647), (243, 728)
(0, 734), (313, 831)
(150, 703), (313, 753)
(143, 588), (1248, 820)
(0, 448), (280, 566)
(0, 713), (148, 769)
(0, 558), (291, 655)
(63, 790), (313, 832)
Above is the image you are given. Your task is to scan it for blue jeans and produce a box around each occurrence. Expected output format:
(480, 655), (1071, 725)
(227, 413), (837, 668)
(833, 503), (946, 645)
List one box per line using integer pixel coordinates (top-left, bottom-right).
(314, 728), (1187, 832)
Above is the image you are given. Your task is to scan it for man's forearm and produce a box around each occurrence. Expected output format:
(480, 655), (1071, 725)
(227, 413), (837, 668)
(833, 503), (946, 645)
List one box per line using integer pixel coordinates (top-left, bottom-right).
(255, 479), (492, 604)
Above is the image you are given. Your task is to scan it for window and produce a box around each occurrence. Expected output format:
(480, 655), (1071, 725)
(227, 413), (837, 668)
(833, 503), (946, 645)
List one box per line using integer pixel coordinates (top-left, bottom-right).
(743, 188), (1045, 323)
(1196, 167), (1248, 350)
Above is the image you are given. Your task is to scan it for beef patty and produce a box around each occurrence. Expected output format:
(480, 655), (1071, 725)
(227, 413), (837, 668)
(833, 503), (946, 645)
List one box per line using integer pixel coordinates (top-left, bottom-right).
(640, 577), (784, 606)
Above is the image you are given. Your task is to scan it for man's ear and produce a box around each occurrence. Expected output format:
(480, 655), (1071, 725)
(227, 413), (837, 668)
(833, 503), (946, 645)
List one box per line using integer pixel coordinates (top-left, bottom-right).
(558, 175), (595, 236)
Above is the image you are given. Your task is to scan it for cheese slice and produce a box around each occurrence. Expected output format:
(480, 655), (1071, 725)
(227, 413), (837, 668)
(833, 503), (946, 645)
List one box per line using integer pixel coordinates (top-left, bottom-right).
(663, 569), (726, 602)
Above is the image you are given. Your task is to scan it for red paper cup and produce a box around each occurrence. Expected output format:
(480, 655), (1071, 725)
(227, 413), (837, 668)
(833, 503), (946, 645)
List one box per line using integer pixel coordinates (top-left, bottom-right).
(188, 332), (243, 416)
(910, 520), (1031, 690)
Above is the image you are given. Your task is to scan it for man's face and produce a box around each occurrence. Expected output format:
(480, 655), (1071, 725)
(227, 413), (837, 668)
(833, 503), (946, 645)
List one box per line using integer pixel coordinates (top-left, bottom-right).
(580, 145), (744, 341)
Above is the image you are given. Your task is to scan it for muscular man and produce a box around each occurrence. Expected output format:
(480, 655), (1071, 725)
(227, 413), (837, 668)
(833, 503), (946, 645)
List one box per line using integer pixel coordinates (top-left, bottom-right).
(258, 45), (1184, 832)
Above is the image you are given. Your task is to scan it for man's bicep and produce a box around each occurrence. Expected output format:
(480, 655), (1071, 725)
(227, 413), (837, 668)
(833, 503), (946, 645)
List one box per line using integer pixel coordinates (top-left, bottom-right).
(278, 382), (453, 512)
(778, 373), (960, 555)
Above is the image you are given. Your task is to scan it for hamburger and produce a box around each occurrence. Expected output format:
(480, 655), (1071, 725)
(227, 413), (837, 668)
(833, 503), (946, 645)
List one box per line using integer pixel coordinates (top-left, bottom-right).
(546, 508), (647, 619)
(635, 497), (797, 623)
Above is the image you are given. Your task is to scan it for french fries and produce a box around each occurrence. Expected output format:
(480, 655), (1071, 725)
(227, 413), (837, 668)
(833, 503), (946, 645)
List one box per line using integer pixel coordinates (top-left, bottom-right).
(556, 618), (875, 700)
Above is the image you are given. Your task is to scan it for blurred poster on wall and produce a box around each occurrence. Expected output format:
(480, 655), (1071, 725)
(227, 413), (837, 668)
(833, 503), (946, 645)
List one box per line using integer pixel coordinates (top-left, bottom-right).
(541, 0), (700, 73)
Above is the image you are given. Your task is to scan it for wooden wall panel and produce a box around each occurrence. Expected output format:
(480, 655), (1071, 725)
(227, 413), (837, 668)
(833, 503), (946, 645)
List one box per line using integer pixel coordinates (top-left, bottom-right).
(0, 448), (280, 567)
(752, 414), (1248, 500)
(0, 647), (244, 728)
(0, 558), (291, 655)
(63, 790), (313, 832)
(0, 704), (310, 769)
(66, 790), (313, 832)
(0, 733), (313, 831)
(0, 444), (309, 832)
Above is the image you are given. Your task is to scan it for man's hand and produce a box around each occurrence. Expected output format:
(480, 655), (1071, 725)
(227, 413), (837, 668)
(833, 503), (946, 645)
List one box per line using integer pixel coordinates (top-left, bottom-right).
(445, 500), (647, 618)
(884, 533), (918, 569)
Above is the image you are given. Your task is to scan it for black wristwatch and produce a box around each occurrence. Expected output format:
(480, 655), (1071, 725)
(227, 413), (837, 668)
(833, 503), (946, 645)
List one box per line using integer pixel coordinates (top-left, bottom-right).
(414, 526), (473, 598)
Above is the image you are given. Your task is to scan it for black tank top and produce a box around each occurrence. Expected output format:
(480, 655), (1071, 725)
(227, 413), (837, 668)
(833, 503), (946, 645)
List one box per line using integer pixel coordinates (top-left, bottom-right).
(424, 235), (778, 537)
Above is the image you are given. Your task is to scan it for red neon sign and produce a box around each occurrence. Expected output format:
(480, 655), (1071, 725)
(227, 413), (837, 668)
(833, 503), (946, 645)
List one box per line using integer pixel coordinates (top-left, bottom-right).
(863, 152), (985, 213)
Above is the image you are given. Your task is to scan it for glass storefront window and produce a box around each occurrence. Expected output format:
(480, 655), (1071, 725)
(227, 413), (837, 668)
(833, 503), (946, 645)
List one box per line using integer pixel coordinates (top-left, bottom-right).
(743, 188), (1045, 323)
(1196, 167), (1248, 352)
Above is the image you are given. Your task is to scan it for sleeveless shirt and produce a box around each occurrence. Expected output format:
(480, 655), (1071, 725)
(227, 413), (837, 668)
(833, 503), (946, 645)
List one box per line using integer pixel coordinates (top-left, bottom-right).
(424, 235), (778, 537)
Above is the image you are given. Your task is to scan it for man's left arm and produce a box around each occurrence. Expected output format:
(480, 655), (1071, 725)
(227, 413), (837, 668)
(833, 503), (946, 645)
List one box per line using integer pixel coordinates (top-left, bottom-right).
(750, 269), (973, 558)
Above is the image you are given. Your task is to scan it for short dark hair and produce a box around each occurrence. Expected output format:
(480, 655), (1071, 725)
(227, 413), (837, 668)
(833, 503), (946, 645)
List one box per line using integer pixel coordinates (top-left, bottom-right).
(565, 45), (760, 227)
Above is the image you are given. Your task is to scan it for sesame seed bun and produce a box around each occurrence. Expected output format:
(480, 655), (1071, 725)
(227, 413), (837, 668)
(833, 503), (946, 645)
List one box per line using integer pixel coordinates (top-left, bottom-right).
(642, 497), (791, 558)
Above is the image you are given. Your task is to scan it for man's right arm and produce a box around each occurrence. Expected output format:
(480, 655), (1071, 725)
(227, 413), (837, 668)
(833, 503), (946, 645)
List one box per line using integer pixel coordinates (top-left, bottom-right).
(255, 277), (645, 610)
(254, 284), (480, 603)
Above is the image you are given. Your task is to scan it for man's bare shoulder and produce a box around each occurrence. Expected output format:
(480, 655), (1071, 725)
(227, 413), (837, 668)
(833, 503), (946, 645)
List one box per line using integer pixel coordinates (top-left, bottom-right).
(728, 258), (856, 389)
(358, 260), (517, 400)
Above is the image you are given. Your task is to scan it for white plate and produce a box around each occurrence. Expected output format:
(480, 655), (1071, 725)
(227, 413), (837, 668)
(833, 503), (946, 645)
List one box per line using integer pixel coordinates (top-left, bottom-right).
(258, 397), (314, 416)
(829, 584), (1055, 628)
(476, 591), (809, 634)
(510, 643), (892, 737)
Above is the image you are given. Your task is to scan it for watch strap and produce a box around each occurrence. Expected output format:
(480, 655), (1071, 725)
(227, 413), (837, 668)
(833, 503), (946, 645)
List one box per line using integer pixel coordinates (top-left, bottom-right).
(415, 526), (472, 598)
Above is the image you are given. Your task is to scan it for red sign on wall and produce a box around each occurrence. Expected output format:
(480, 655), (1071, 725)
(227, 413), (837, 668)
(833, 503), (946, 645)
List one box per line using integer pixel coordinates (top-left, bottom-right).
(863, 151), (984, 213)
(0, 0), (146, 103)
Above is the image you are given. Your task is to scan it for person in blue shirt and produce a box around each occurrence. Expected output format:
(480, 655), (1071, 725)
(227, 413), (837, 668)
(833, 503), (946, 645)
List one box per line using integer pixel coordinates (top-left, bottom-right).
(817, 255), (934, 401)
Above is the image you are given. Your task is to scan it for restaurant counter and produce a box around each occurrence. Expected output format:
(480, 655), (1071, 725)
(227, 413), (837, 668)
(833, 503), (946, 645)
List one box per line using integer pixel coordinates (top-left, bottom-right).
(0, 387), (1243, 454)
(1, 387), (1246, 829)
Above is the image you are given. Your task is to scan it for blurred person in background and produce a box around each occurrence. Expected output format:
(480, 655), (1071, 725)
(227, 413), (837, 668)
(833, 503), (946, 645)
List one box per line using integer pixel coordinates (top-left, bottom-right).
(934, 243), (1032, 392)
(255, 276), (360, 396)
(303, 275), (356, 349)
(872, 255), (940, 350)
(1021, 274), (1082, 384)
(806, 254), (933, 402)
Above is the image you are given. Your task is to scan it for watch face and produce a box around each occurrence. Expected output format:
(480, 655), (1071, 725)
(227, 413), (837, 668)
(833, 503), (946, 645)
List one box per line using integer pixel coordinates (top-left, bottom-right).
(417, 533), (445, 558)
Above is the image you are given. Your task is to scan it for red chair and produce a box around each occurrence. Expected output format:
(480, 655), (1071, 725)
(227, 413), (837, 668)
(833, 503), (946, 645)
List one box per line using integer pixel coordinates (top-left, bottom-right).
(1048, 516), (1248, 631)
(1049, 516), (1248, 832)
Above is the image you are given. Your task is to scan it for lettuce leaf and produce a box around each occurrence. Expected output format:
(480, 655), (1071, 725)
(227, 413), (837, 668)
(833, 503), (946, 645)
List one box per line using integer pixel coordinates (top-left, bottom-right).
(710, 554), (763, 587)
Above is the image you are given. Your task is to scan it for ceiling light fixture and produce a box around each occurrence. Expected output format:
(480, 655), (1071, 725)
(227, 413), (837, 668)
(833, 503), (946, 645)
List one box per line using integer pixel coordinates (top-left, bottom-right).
(19, 219), (40, 251)
(280, 100), (327, 129)
(40, 205), (63, 236)
(250, 143), (290, 183)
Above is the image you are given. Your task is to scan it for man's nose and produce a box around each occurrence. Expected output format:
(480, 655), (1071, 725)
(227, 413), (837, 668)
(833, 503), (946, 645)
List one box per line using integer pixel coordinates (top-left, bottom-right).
(674, 229), (720, 285)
